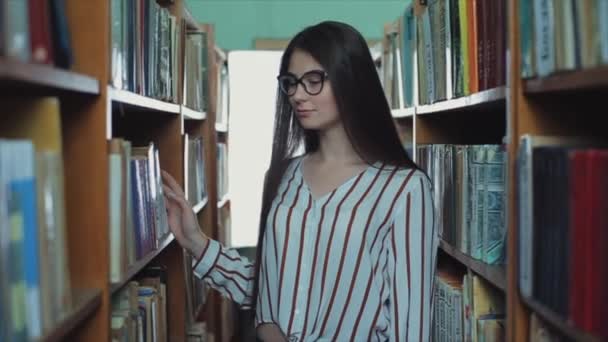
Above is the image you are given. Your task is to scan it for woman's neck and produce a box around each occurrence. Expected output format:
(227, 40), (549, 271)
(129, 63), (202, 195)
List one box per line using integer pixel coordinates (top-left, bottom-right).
(313, 123), (363, 165)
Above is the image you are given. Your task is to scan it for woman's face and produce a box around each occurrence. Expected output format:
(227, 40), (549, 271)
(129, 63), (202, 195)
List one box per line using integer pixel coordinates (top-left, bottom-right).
(285, 49), (341, 131)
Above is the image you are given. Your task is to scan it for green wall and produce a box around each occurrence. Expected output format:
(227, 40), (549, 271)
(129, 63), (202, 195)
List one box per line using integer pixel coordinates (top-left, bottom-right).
(186, 0), (411, 50)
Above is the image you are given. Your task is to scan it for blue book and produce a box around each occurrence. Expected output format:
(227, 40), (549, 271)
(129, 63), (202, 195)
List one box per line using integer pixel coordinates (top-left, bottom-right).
(402, 5), (416, 107)
(7, 184), (28, 342)
(13, 178), (42, 339)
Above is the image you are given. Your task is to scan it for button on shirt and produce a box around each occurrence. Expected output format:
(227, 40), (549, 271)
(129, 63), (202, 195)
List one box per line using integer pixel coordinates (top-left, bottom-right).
(193, 157), (438, 341)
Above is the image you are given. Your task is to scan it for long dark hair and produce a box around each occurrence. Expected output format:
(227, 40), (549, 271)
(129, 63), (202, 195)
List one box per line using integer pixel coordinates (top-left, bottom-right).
(239, 21), (419, 338)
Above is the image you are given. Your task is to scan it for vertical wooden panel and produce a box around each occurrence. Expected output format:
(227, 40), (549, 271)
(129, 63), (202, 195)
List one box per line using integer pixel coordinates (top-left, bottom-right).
(163, 243), (188, 341)
(198, 22), (229, 342)
(506, 0), (530, 340)
(157, 115), (188, 341)
(63, 1), (110, 341)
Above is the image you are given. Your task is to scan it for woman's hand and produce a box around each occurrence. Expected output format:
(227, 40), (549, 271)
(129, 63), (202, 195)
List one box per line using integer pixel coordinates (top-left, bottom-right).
(161, 170), (208, 257)
(256, 323), (288, 342)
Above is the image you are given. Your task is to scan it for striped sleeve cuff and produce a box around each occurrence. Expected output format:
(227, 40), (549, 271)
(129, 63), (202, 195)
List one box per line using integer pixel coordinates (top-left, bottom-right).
(192, 239), (221, 279)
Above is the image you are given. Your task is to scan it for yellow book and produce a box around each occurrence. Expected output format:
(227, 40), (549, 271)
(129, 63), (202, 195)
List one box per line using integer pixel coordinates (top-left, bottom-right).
(458, 0), (470, 95)
(471, 274), (504, 342)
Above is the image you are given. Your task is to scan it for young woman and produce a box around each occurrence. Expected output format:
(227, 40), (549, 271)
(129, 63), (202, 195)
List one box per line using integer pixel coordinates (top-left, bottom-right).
(162, 21), (438, 341)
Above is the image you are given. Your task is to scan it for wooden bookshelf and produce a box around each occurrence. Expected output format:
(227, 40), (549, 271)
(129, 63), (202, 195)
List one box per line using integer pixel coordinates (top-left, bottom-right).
(182, 5), (199, 30)
(40, 289), (103, 342)
(0, 59), (100, 95)
(215, 122), (228, 133)
(215, 46), (227, 63)
(109, 86), (181, 114)
(193, 197), (209, 214)
(0, 1), (229, 341)
(195, 301), (205, 323)
(217, 195), (229, 209)
(521, 297), (601, 342)
(504, 1), (608, 341)
(391, 107), (416, 118)
(110, 233), (176, 295)
(525, 67), (608, 94)
(380, 2), (512, 341)
(416, 86), (506, 115)
(439, 240), (506, 292)
(182, 105), (207, 120)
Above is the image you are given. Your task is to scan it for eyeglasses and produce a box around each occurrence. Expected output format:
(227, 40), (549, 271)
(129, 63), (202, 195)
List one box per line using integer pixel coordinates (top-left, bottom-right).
(277, 70), (329, 96)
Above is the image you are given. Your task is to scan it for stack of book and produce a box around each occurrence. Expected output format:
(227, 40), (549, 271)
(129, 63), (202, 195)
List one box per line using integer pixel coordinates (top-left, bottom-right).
(108, 139), (170, 284)
(110, 0), (180, 102)
(417, 144), (507, 265)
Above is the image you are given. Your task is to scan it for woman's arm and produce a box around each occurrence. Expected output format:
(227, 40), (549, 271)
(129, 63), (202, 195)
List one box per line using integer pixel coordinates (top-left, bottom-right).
(191, 239), (255, 308)
(386, 172), (438, 341)
(162, 170), (254, 307)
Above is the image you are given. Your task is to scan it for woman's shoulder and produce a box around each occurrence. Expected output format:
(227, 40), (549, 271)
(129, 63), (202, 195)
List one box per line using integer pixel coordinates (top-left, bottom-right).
(380, 165), (431, 190)
(275, 155), (305, 179)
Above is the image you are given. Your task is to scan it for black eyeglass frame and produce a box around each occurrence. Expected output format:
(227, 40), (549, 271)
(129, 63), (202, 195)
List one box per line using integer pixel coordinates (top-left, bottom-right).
(276, 70), (329, 96)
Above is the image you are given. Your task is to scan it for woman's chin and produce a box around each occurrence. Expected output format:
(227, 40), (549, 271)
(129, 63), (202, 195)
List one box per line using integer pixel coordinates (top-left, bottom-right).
(297, 118), (338, 131)
(297, 117), (322, 130)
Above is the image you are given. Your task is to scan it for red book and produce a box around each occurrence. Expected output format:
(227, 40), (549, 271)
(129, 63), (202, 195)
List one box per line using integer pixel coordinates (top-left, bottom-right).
(569, 151), (587, 329)
(569, 150), (607, 336)
(597, 151), (608, 339)
(28, 0), (54, 64)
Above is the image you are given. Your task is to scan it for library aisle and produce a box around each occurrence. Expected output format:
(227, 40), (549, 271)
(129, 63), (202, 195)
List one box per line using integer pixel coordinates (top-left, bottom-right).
(1, 0), (607, 341)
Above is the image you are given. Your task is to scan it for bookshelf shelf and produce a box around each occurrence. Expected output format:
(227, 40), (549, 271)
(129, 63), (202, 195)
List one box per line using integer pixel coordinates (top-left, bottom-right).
(217, 195), (229, 209)
(521, 297), (600, 342)
(181, 105), (207, 120)
(109, 87), (181, 114)
(524, 67), (608, 94)
(439, 240), (506, 292)
(0, 59), (100, 95)
(40, 289), (102, 342)
(417, 86), (506, 115)
(215, 122), (228, 133)
(110, 233), (175, 295)
(193, 197), (209, 214)
(0, 1), (229, 340)
(391, 107), (415, 118)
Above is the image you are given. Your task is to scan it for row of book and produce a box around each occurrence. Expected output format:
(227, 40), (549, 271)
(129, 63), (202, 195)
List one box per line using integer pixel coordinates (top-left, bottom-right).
(384, 0), (506, 109)
(432, 268), (505, 342)
(517, 135), (608, 339)
(184, 31), (210, 112)
(0, 0), (73, 67)
(110, 0), (180, 102)
(108, 139), (170, 284)
(521, 0), (608, 79)
(417, 144), (507, 265)
(0, 140), (71, 341)
(111, 267), (168, 342)
(186, 135), (208, 206)
(217, 143), (228, 200)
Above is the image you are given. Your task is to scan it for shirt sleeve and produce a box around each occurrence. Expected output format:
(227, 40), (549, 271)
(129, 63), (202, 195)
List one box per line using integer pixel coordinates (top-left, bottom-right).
(192, 239), (255, 309)
(386, 172), (438, 341)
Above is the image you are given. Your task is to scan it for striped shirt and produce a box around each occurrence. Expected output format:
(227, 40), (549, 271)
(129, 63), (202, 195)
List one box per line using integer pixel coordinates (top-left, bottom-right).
(193, 157), (438, 341)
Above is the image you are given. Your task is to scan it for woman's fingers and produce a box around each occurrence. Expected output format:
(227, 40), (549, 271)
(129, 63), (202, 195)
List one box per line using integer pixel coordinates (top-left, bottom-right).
(163, 184), (177, 199)
(161, 170), (185, 197)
